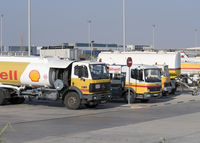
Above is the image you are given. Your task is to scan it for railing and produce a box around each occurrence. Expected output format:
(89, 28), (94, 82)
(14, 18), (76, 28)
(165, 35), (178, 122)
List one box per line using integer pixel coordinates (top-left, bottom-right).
(0, 51), (28, 56)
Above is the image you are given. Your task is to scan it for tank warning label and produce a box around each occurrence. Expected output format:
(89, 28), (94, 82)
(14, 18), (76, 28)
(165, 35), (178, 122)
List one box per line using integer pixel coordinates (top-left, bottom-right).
(0, 61), (29, 84)
(29, 70), (40, 82)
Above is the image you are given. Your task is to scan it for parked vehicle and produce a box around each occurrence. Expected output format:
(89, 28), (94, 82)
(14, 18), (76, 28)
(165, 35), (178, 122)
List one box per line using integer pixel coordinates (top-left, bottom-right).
(180, 51), (200, 85)
(108, 64), (162, 103)
(0, 56), (111, 109)
(98, 51), (181, 94)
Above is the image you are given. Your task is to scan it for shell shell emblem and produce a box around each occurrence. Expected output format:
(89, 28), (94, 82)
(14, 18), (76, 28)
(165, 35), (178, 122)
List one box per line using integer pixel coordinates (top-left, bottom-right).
(29, 70), (40, 82)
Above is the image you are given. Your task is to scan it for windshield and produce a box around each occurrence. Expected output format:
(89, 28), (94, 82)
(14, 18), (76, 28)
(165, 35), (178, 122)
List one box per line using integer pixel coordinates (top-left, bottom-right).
(89, 64), (109, 80)
(144, 69), (161, 82)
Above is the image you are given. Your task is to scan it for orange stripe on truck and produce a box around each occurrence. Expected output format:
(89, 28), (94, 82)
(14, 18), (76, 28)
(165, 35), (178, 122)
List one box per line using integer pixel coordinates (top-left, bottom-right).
(125, 84), (161, 88)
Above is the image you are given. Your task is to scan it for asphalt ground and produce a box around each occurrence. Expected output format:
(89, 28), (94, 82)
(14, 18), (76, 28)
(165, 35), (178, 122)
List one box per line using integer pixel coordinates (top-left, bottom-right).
(1, 89), (200, 143)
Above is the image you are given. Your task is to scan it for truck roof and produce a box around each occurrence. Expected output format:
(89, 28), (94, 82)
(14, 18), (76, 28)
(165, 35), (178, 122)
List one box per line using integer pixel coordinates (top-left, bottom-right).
(78, 60), (106, 65)
(109, 64), (160, 69)
(0, 56), (74, 68)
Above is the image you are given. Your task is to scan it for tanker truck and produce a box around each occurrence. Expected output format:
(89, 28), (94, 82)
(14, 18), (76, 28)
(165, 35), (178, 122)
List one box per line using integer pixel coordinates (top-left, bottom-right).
(98, 51), (181, 94)
(0, 56), (111, 109)
(108, 64), (162, 103)
(180, 51), (200, 84)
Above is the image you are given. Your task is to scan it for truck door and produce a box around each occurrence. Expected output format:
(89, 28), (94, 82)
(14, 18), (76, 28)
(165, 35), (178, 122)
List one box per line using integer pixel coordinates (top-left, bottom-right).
(131, 69), (144, 94)
(131, 69), (138, 92)
(72, 65), (90, 94)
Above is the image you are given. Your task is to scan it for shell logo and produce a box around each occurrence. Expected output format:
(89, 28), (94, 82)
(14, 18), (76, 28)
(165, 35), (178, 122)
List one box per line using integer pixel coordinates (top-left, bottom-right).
(29, 70), (40, 82)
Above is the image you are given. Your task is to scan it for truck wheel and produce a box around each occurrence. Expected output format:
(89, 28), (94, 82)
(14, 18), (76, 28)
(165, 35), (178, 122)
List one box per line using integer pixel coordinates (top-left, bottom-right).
(10, 97), (25, 104)
(0, 89), (10, 105)
(170, 87), (177, 95)
(64, 92), (80, 110)
(124, 91), (136, 103)
(0, 89), (6, 105)
(85, 102), (98, 108)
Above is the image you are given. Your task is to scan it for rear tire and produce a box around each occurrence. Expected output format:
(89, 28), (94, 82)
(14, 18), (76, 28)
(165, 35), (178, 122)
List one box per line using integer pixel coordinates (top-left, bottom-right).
(170, 87), (177, 95)
(64, 92), (80, 110)
(0, 89), (6, 105)
(10, 97), (25, 104)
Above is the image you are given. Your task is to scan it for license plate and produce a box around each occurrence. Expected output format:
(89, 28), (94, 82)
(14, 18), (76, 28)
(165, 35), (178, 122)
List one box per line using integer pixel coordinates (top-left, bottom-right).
(95, 84), (100, 89)
(146, 94), (151, 97)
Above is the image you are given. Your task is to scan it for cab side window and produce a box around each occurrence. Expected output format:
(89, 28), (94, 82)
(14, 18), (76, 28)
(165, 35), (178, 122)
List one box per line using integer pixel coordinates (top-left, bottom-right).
(74, 65), (88, 78)
(131, 69), (143, 81)
(131, 69), (137, 79)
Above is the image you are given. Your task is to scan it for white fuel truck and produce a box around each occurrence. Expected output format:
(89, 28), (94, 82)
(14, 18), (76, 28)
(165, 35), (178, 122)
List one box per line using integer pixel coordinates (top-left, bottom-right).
(108, 64), (162, 103)
(180, 51), (200, 84)
(0, 57), (111, 109)
(98, 51), (181, 94)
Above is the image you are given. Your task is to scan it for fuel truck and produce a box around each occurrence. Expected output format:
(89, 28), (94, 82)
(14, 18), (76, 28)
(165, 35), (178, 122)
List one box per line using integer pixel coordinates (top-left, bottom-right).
(108, 64), (162, 103)
(0, 56), (111, 109)
(98, 51), (181, 94)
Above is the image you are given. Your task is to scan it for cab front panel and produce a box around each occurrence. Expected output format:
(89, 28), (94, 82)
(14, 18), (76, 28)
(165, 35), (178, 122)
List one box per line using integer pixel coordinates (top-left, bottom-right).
(125, 82), (162, 94)
(71, 78), (110, 95)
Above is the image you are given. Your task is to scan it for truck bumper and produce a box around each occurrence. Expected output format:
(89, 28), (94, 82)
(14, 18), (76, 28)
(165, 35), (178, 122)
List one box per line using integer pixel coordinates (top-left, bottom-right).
(82, 93), (112, 103)
(137, 92), (162, 99)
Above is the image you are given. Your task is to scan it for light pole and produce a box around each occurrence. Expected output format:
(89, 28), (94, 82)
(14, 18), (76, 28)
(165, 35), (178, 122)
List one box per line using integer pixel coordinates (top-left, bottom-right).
(28, 0), (31, 56)
(0, 14), (3, 55)
(91, 40), (94, 61)
(152, 24), (156, 50)
(88, 20), (91, 60)
(123, 0), (126, 52)
(195, 29), (198, 47)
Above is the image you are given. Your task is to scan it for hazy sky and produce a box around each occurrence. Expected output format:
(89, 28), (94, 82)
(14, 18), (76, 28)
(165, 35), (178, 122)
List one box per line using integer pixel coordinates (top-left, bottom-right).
(0, 0), (200, 49)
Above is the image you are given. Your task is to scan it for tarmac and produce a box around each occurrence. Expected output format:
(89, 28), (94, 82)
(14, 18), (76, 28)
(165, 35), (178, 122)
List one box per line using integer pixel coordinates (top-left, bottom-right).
(1, 88), (200, 143)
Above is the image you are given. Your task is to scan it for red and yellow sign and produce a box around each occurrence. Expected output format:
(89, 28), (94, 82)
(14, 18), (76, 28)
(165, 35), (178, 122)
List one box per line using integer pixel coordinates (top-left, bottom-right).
(29, 70), (40, 82)
(0, 62), (29, 84)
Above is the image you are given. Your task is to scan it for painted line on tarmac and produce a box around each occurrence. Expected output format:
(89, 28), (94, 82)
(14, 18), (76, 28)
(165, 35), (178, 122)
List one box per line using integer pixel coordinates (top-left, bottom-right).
(131, 106), (145, 109)
(130, 98), (200, 110)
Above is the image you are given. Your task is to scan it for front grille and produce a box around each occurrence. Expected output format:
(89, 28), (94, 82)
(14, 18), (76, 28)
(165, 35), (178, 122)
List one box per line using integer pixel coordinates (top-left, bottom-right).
(89, 82), (111, 92)
(148, 86), (161, 92)
(164, 82), (171, 87)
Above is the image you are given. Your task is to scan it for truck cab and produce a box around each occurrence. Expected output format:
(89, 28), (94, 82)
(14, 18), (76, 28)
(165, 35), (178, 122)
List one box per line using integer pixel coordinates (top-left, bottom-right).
(155, 64), (172, 95)
(67, 61), (111, 109)
(109, 64), (162, 103)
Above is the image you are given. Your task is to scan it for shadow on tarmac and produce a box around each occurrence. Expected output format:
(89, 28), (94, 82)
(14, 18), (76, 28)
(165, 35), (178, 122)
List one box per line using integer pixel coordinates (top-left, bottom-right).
(2, 88), (194, 110)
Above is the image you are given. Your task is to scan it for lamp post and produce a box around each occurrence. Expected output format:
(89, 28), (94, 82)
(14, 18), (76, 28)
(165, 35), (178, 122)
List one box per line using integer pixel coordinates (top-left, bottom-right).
(28, 0), (31, 56)
(0, 14), (3, 55)
(123, 0), (126, 52)
(152, 24), (156, 49)
(91, 40), (94, 61)
(88, 20), (92, 60)
(195, 29), (198, 48)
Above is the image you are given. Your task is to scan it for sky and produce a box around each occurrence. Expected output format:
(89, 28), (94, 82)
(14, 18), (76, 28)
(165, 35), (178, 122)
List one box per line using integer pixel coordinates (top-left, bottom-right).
(0, 0), (200, 49)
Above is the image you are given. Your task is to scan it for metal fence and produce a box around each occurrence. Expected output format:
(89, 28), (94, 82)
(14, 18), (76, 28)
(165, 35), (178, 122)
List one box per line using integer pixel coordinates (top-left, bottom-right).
(0, 51), (28, 56)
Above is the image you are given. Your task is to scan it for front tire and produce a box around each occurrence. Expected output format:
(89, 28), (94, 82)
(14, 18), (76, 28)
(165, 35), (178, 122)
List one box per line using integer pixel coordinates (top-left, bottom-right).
(64, 92), (81, 110)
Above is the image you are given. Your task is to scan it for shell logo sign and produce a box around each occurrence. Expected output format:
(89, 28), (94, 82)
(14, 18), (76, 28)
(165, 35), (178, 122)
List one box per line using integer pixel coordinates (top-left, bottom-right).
(29, 70), (40, 82)
(0, 62), (29, 84)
